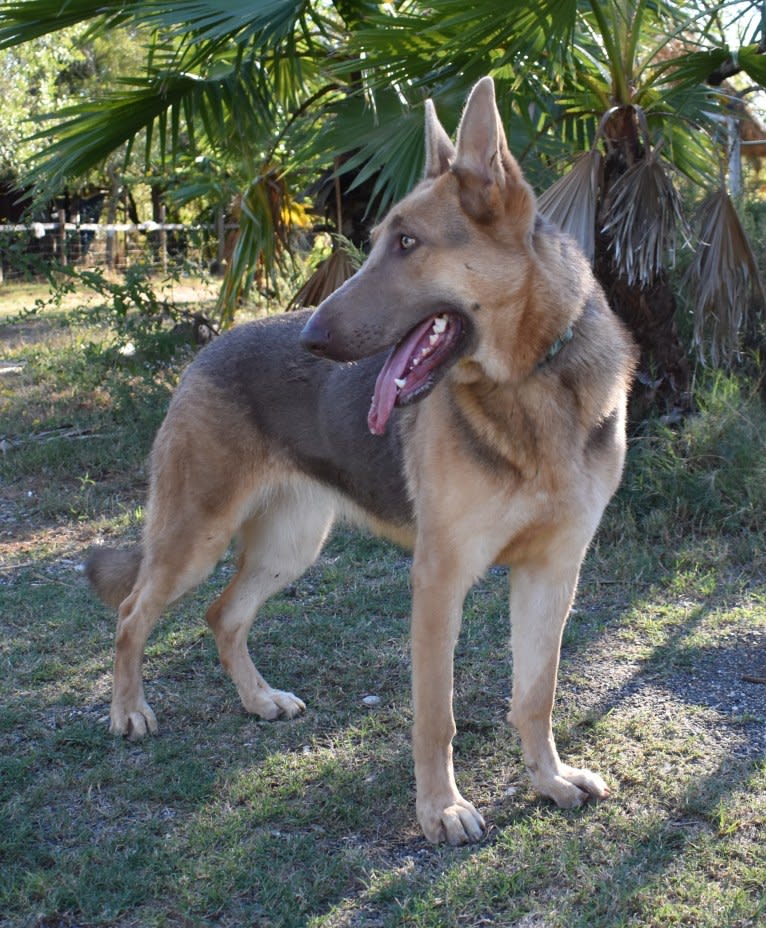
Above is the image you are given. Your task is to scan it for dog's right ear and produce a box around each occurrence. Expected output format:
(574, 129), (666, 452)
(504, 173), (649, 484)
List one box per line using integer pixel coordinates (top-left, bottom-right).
(424, 99), (456, 179)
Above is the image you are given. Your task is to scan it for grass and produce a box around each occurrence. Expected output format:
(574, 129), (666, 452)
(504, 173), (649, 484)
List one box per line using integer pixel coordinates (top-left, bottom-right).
(1, 283), (765, 928)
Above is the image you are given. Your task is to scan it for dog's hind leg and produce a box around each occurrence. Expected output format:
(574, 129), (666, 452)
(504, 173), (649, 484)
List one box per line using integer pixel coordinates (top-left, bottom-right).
(205, 482), (336, 720)
(111, 582), (168, 739)
(110, 511), (238, 739)
(507, 556), (609, 808)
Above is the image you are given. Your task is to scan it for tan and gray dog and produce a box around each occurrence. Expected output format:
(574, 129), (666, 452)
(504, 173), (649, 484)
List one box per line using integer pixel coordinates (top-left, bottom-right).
(87, 76), (636, 845)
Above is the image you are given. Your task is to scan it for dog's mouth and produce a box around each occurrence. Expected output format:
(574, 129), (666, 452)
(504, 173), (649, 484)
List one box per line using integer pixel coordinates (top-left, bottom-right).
(368, 312), (468, 435)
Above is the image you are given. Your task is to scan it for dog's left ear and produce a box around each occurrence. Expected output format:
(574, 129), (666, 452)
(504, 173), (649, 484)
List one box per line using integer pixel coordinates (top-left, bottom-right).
(452, 76), (536, 229)
(424, 99), (456, 178)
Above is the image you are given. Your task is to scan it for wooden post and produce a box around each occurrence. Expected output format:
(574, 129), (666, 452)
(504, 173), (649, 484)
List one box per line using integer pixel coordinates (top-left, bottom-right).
(106, 168), (120, 271)
(159, 203), (168, 275)
(728, 115), (742, 198)
(216, 206), (225, 273)
(58, 209), (67, 265)
(70, 208), (81, 264)
(122, 185), (130, 267)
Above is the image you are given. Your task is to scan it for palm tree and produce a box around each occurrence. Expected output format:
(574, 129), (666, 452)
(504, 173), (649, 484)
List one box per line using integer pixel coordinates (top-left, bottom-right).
(338, 0), (766, 414)
(1, 0), (764, 409)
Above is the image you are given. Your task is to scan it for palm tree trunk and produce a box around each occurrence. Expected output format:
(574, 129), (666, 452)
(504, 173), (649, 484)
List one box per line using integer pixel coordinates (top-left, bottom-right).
(595, 108), (692, 422)
(594, 245), (692, 421)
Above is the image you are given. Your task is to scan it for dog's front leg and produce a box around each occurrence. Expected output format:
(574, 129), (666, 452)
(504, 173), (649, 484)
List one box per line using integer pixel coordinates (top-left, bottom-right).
(411, 552), (486, 845)
(507, 558), (609, 808)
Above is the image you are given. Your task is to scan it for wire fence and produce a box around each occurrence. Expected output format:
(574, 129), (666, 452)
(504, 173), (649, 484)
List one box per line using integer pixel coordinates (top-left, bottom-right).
(0, 210), (235, 283)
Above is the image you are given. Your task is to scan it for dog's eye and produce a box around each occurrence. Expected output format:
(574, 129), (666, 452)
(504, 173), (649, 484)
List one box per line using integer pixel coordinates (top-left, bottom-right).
(399, 234), (417, 251)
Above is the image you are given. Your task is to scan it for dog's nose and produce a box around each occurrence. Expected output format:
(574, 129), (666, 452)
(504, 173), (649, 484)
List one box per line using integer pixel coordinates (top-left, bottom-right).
(299, 315), (333, 356)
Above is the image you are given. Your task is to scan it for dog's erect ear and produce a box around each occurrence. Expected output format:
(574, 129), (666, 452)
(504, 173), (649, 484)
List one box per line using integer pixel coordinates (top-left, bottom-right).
(424, 99), (456, 179)
(453, 77), (505, 185)
(452, 76), (535, 228)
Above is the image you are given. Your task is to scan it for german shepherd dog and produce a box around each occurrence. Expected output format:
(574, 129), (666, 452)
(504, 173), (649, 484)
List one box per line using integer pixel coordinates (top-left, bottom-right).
(87, 77), (636, 845)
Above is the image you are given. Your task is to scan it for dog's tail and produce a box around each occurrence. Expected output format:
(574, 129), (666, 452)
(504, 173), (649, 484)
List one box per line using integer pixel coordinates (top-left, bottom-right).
(85, 546), (143, 609)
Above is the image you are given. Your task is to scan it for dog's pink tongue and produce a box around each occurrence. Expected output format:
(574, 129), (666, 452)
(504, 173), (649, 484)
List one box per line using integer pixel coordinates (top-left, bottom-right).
(368, 317), (435, 435)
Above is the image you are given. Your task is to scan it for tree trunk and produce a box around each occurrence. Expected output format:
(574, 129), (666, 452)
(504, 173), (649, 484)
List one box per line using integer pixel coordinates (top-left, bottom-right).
(594, 244), (692, 422)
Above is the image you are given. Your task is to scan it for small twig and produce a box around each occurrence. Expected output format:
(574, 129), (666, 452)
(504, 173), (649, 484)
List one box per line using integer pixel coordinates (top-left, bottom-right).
(2, 427), (116, 449)
(65, 432), (117, 442)
(36, 426), (90, 441)
(741, 674), (766, 685)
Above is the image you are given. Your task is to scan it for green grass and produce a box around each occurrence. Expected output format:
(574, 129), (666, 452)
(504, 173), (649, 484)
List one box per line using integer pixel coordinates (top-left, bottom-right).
(1, 286), (764, 927)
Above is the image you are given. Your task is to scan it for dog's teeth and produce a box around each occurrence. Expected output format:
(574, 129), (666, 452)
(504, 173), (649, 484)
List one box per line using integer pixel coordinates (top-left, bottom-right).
(432, 316), (448, 334)
(394, 377), (406, 389)
(429, 333), (439, 346)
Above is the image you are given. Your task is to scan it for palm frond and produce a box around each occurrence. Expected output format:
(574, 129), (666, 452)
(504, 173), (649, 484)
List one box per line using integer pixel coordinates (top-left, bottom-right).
(425, 0), (578, 75)
(687, 188), (764, 366)
(654, 114), (719, 187)
(138, 0), (316, 47)
(0, 0), (129, 47)
(737, 43), (766, 84)
(24, 59), (279, 197)
(600, 148), (687, 287)
(288, 245), (360, 310)
(24, 74), (205, 191)
(303, 90), (428, 218)
(537, 149), (601, 261)
(660, 41), (766, 88)
(0, 0), (317, 50)
(334, 0), (579, 92)
(216, 168), (292, 327)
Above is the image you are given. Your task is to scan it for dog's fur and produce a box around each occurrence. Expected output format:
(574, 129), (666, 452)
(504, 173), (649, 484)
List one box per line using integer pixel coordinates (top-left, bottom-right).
(86, 77), (636, 845)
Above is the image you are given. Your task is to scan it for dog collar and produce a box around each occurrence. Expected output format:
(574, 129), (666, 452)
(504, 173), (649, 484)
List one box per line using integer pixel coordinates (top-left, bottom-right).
(540, 325), (574, 367)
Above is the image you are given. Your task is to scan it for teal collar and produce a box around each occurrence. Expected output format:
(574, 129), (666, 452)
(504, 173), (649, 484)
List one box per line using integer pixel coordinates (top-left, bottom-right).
(540, 325), (574, 367)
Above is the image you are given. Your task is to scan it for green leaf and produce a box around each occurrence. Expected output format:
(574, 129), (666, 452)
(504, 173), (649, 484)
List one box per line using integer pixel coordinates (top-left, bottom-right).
(0, 0), (129, 48)
(0, 0), (317, 50)
(24, 60), (278, 195)
(660, 47), (732, 85)
(739, 44), (766, 84)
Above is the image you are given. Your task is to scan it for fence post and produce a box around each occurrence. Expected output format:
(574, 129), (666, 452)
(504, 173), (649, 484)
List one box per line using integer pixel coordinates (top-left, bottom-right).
(58, 209), (67, 265)
(122, 185), (131, 267)
(106, 168), (120, 271)
(216, 206), (225, 273)
(728, 115), (742, 198)
(159, 204), (168, 274)
(106, 220), (115, 271)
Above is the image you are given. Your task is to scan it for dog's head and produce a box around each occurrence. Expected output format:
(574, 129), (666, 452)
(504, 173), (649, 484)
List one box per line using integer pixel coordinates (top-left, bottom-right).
(301, 76), (585, 435)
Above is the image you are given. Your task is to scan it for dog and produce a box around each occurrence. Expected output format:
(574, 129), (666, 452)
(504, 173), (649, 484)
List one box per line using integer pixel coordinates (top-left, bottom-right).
(86, 76), (636, 845)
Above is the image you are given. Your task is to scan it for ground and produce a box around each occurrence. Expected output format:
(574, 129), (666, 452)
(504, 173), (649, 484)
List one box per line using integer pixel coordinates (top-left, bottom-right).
(0, 284), (764, 927)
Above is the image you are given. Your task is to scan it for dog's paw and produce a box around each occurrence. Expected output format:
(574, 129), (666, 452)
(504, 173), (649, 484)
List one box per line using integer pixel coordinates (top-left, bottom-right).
(109, 700), (158, 740)
(243, 686), (306, 721)
(536, 764), (610, 809)
(417, 794), (486, 846)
